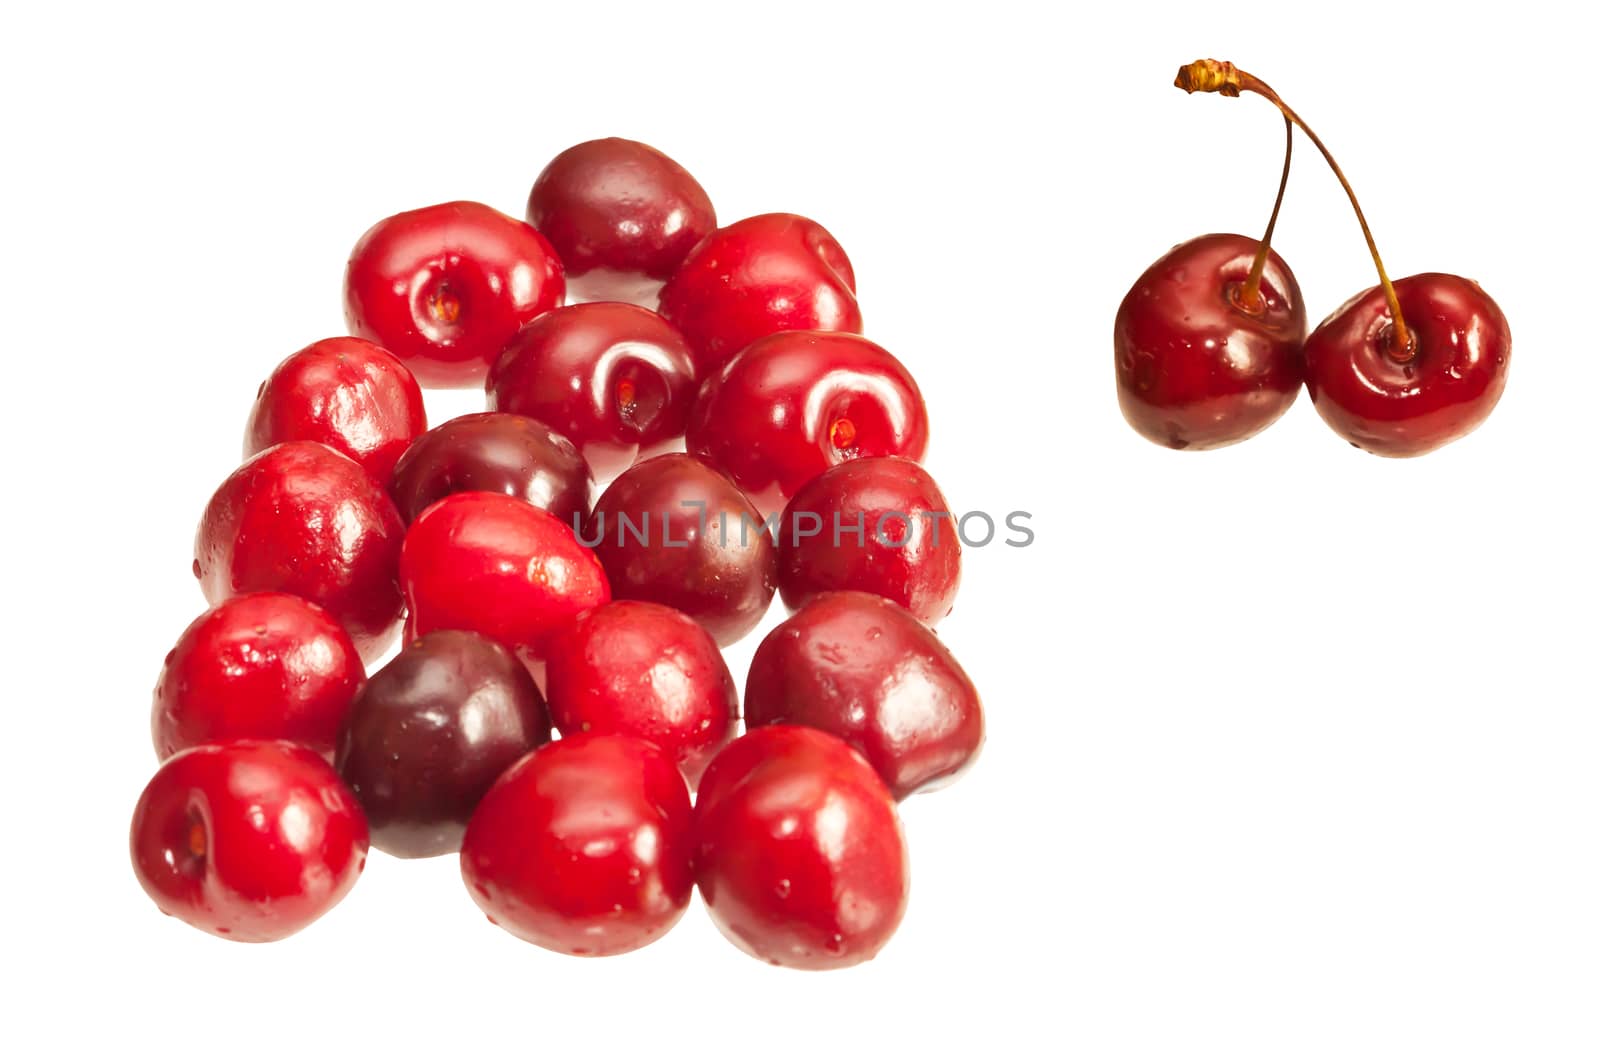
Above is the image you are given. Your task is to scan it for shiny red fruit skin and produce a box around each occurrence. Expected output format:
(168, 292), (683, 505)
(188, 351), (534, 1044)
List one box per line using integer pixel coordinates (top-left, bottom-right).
(777, 456), (959, 625)
(195, 441), (405, 661)
(388, 411), (592, 528)
(344, 201), (565, 388)
(1303, 273), (1511, 456)
(544, 601), (737, 788)
(461, 734), (693, 957)
(400, 491), (609, 671)
(587, 453), (776, 646)
(244, 336), (426, 485)
(745, 592), (983, 799)
(129, 740), (368, 943)
(687, 331), (929, 517)
(526, 138), (716, 306)
(658, 213), (861, 376)
(1115, 233), (1307, 450)
(693, 725), (908, 970)
(153, 592), (365, 762)
(487, 302), (698, 481)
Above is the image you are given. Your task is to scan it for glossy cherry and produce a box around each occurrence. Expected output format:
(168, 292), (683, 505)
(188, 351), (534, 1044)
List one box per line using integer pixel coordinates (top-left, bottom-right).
(336, 630), (549, 858)
(659, 213), (861, 376)
(400, 491), (609, 672)
(130, 739), (368, 942)
(586, 453), (775, 646)
(244, 336), (426, 485)
(153, 592), (365, 762)
(745, 592), (983, 799)
(693, 725), (909, 969)
(344, 201), (565, 388)
(487, 302), (698, 481)
(526, 138), (716, 306)
(776, 456), (960, 625)
(543, 601), (737, 788)
(461, 734), (693, 956)
(195, 441), (405, 660)
(388, 411), (592, 528)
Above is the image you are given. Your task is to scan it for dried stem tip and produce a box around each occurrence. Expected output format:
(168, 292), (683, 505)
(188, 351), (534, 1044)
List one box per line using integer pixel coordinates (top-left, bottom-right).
(1175, 59), (1243, 96)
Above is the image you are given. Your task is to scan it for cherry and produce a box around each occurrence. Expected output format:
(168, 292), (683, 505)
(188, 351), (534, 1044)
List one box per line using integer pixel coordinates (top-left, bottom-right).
(586, 453), (775, 646)
(244, 336), (426, 485)
(687, 331), (929, 517)
(543, 601), (737, 788)
(1177, 59), (1510, 455)
(525, 138), (716, 306)
(130, 740), (368, 943)
(460, 734), (693, 956)
(152, 592), (365, 762)
(388, 411), (592, 528)
(776, 456), (960, 625)
(344, 201), (565, 389)
(487, 302), (698, 481)
(400, 491), (610, 672)
(693, 725), (908, 969)
(336, 630), (549, 859)
(195, 441), (405, 660)
(745, 592), (983, 799)
(658, 213), (861, 376)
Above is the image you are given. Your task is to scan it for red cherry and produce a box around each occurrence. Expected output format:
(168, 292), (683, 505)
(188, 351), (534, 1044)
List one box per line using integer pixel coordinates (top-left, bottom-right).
(336, 630), (549, 858)
(400, 491), (609, 672)
(460, 734), (693, 957)
(659, 213), (861, 376)
(388, 411), (592, 527)
(745, 592), (983, 799)
(1304, 274), (1510, 456)
(152, 592), (365, 762)
(526, 138), (716, 306)
(776, 456), (960, 625)
(344, 201), (565, 388)
(195, 441), (405, 660)
(129, 740), (368, 943)
(687, 331), (928, 516)
(1115, 233), (1306, 449)
(487, 302), (698, 481)
(244, 336), (426, 485)
(587, 453), (775, 646)
(693, 725), (908, 969)
(543, 601), (737, 788)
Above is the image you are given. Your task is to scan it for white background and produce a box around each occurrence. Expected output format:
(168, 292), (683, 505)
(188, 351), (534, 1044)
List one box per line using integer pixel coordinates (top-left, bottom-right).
(4, 2), (1596, 1045)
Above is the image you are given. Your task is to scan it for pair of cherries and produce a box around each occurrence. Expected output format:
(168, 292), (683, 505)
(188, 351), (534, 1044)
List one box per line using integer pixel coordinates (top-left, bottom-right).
(1116, 60), (1512, 456)
(133, 136), (981, 970)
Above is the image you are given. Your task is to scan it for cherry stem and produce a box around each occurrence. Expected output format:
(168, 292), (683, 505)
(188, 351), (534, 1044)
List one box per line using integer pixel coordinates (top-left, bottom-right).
(1176, 59), (1413, 362)
(1239, 114), (1292, 312)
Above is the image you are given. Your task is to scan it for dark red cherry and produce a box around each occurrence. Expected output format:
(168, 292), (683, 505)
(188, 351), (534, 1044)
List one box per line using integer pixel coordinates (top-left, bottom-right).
(1115, 232), (1306, 450)
(687, 331), (929, 517)
(388, 411), (591, 528)
(461, 734), (694, 957)
(195, 441), (405, 660)
(1303, 273), (1510, 456)
(745, 592), (983, 799)
(693, 725), (908, 969)
(487, 303), (697, 481)
(526, 138), (716, 306)
(344, 201), (565, 388)
(543, 601), (737, 788)
(586, 453), (775, 646)
(244, 336), (426, 485)
(153, 592), (365, 762)
(130, 740), (368, 942)
(658, 213), (861, 376)
(776, 456), (959, 625)
(336, 630), (549, 858)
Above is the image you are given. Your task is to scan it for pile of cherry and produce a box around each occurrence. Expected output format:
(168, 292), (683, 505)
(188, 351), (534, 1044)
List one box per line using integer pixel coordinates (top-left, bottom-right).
(130, 138), (982, 970)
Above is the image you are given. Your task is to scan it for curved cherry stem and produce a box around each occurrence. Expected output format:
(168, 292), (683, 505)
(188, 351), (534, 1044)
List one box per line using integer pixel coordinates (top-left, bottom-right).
(1176, 59), (1413, 361)
(1238, 115), (1293, 312)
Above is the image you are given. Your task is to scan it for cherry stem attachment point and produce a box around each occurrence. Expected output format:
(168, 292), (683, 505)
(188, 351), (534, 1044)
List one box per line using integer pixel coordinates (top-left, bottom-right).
(1239, 114), (1292, 312)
